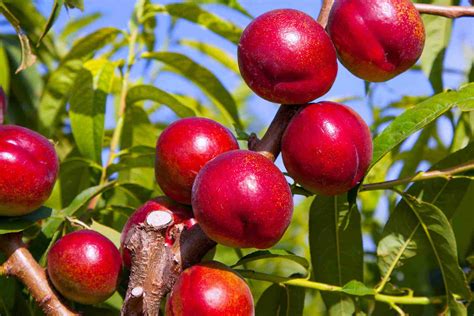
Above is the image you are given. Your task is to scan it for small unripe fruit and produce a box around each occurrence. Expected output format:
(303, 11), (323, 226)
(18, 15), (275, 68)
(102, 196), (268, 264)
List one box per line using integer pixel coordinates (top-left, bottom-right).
(327, 0), (425, 82)
(238, 9), (337, 105)
(282, 102), (372, 196)
(0, 125), (59, 216)
(192, 150), (293, 249)
(120, 197), (195, 268)
(155, 117), (239, 205)
(166, 261), (254, 316)
(47, 230), (122, 305)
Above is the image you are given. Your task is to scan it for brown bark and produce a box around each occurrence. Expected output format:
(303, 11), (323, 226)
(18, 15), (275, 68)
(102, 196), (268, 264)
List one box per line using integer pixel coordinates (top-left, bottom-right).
(121, 212), (215, 315)
(414, 3), (474, 18)
(0, 233), (78, 316)
(248, 105), (301, 162)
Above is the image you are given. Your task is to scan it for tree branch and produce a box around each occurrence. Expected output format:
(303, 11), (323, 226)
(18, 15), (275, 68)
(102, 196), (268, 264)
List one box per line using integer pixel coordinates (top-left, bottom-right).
(317, 0), (334, 27)
(121, 211), (216, 315)
(0, 233), (78, 316)
(248, 105), (301, 161)
(414, 3), (474, 18)
(361, 160), (474, 192)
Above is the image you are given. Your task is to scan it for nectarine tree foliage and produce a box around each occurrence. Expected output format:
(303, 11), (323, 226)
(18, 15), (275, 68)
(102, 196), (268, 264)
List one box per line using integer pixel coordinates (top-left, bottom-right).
(0, 0), (473, 315)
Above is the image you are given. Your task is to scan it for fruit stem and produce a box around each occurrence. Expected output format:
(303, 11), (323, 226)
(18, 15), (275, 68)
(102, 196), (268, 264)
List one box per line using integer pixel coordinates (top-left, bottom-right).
(236, 269), (458, 306)
(0, 233), (78, 316)
(248, 105), (301, 161)
(360, 160), (474, 192)
(414, 3), (474, 18)
(317, 0), (334, 27)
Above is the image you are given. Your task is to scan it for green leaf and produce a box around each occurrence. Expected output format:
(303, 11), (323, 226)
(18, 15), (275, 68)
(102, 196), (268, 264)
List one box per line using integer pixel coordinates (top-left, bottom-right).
(42, 182), (116, 238)
(188, 0), (252, 18)
(39, 28), (121, 136)
(420, 0), (452, 93)
(232, 250), (309, 271)
(126, 84), (196, 117)
(143, 51), (241, 127)
(59, 12), (102, 41)
(370, 85), (474, 169)
(107, 152), (155, 177)
(377, 142), (474, 292)
(401, 196), (471, 301)
(65, 0), (84, 11)
(70, 59), (116, 163)
(0, 207), (52, 234)
(38, 0), (64, 45)
(180, 39), (239, 74)
(456, 83), (474, 112)
(309, 195), (363, 315)
(256, 283), (305, 316)
(0, 42), (10, 94)
(144, 3), (242, 44)
(90, 220), (121, 249)
(341, 280), (375, 296)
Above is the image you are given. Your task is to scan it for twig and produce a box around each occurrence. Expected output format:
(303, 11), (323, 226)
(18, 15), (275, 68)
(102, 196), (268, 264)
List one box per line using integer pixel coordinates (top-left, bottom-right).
(236, 269), (456, 306)
(414, 3), (474, 18)
(0, 233), (78, 316)
(361, 160), (474, 192)
(121, 212), (215, 315)
(317, 0), (334, 27)
(248, 105), (301, 161)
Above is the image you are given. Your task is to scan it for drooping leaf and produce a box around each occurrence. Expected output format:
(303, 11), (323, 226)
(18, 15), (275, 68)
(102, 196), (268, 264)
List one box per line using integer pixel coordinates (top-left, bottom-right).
(232, 250), (310, 272)
(126, 84), (196, 117)
(180, 39), (240, 74)
(309, 195), (363, 315)
(143, 51), (241, 127)
(0, 207), (52, 235)
(377, 142), (474, 292)
(65, 0), (84, 11)
(256, 283), (305, 316)
(401, 196), (471, 302)
(42, 182), (117, 238)
(188, 0), (252, 18)
(39, 28), (121, 136)
(370, 84), (474, 169)
(144, 3), (242, 44)
(59, 12), (103, 41)
(38, 0), (64, 45)
(70, 59), (116, 163)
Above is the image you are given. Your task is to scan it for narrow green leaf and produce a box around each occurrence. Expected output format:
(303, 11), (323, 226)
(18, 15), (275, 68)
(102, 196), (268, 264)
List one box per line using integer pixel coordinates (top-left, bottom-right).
(143, 51), (241, 127)
(65, 0), (84, 11)
(0, 42), (10, 94)
(232, 250), (309, 271)
(59, 12), (102, 41)
(377, 142), (474, 291)
(180, 39), (239, 74)
(42, 182), (116, 237)
(189, 0), (252, 18)
(370, 84), (474, 169)
(144, 3), (242, 44)
(0, 207), (52, 235)
(309, 195), (363, 315)
(401, 196), (471, 301)
(341, 280), (375, 296)
(420, 0), (452, 93)
(70, 59), (116, 163)
(126, 84), (196, 117)
(90, 220), (121, 249)
(39, 28), (121, 136)
(107, 153), (155, 177)
(456, 83), (474, 112)
(38, 0), (64, 45)
(256, 283), (305, 316)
